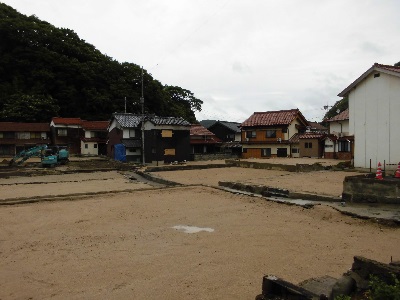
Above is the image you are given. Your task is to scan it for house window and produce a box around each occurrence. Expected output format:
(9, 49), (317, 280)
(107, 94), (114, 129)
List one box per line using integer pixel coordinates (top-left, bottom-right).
(1, 132), (14, 139)
(31, 132), (41, 139)
(305, 142), (312, 149)
(152, 148), (156, 154)
(90, 131), (98, 138)
(338, 141), (350, 152)
(94, 144), (98, 149)
(292, 148), (299, 153)
(261, 148), (272, 157)
(85, 144), (88, 149)
(16, 132), (30, 139)
(242, 148), (247, 153)
(129, 129), (136, 138)
(324, 144), (333, 148)
(58, 129), (67, 136)
(266, 130), (276, 138)
(246, 131), (256, 138)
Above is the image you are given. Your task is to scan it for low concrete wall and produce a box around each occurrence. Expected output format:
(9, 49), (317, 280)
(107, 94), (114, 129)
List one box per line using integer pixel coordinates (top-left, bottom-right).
(193, 153), (239, 161)
(342, 174), (400, 204)
(226, 159), (328, 172)
(145, 163), (234, 173)
(219, 181), (339, 202)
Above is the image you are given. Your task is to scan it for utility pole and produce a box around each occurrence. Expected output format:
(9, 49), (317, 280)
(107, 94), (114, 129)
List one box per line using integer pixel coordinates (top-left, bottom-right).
(140, 66), (145, 165)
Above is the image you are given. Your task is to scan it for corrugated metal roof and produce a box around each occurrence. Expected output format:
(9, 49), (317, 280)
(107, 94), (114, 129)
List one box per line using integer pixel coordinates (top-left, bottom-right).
(0, 122), (50, 132)
(113, 113), (190, 128)
(327, 108), (349, 122)
(241, 109), (307, 127)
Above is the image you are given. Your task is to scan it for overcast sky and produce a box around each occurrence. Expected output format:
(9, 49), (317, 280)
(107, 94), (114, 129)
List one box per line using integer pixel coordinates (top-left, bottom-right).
(3, 0), (400, 123)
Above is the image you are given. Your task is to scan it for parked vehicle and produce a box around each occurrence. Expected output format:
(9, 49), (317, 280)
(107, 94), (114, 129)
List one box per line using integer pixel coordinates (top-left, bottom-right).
(9, 145), (69, 167)
(9, 145), (48, 166)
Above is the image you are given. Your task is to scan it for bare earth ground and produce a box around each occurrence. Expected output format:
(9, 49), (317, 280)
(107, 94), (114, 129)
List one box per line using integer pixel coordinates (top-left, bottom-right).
(0, 159), (399, 299)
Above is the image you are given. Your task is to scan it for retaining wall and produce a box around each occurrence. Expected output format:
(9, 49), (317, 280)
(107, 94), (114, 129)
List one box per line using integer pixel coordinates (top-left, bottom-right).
(342, 174), (400, 204)
(225, 159), (328, 172)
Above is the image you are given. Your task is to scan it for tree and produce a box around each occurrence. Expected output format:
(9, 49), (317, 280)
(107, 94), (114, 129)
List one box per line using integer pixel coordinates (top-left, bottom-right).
(0, 94), (60, 122)
(323, 96), (348, 121)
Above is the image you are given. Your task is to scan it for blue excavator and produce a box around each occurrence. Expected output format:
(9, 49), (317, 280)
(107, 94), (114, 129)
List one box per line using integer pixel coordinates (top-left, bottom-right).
(9, 145), (69, 167)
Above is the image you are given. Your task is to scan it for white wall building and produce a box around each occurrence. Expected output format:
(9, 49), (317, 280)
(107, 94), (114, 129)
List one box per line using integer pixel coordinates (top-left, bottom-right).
(338, 63), (400, 169)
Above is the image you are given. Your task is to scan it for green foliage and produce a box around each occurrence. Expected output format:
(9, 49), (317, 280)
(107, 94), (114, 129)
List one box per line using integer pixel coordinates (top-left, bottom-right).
(0, 94), (59, 122)
(323, 96), (348, 121)
(334, 295), (351, 300)
(368, 273), (400, 300)
(0, 3), (202, 122)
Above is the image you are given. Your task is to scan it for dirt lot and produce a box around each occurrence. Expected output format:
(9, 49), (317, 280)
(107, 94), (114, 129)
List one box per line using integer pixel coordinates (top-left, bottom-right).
(0, 159), (399, 299)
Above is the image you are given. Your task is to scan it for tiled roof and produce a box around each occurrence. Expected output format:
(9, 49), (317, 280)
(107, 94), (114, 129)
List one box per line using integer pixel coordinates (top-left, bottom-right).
(324, 134), (338, 142)
(82, 121), (110, 131)
(308, 121), (327, 131)
(190, 124), (215, 136)
(211, 121), (241, 133)
(0, 122), (50, 132)
(241, 109), (307, 127)
(299, 132), (326, 140)
(113, 113), (143, 128)
(113, 113), (190, 128)
(148, 116), (190, 126)
(121, 139), (142, 148)
(327, 108), (349, 122)
(52, 117), (83, 125)
(338, 63), (400, 97)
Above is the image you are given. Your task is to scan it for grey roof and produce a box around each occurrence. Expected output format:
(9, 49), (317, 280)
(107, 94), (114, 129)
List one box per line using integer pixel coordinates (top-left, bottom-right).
(121, 139), (142, 148)
(113, 113), (143, 128)
(209, 121), (241, 133)
(113, 113), (190, 128)
(148, 116), (190, 126)
(199, 120), (217, 128)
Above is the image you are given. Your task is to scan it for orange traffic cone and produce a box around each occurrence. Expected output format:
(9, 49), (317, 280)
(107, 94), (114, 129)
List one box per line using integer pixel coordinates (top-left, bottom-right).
(395, 162), (400, 178)
(376, 162), (383, 180)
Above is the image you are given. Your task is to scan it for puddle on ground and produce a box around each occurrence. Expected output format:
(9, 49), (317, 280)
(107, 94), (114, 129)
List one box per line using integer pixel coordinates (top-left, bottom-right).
(172, 225), (214, 234)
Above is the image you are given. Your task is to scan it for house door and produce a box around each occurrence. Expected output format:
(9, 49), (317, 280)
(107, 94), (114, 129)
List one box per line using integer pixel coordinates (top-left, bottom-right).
(277, 148), (287, 157)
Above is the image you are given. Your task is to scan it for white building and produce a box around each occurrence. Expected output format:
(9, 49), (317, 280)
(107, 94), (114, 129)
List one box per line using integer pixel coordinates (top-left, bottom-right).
(338, 63), (400, 169)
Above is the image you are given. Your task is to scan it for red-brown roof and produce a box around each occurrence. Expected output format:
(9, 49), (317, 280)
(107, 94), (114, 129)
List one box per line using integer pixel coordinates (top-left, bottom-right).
(241, 109), (308, 127)
(0, 122), (50, 132)
(190, 124), (216, 136)
(327, 108), (349, 122)
(52, 117), (83, 125)
(82, 121), (109, 131)
(299, 132), (326, 140)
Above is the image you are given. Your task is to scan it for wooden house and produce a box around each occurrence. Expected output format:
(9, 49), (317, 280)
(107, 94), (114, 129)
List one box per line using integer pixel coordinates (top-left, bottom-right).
(0, 122), (50, 155)
(81, 121), (109, 156)
(108, 113), (191, 164)
(240, 109), (309, 158)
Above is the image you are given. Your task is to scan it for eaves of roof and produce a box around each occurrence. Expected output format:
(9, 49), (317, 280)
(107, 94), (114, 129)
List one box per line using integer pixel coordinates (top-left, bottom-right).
(338, 63), (400, 97)
(0, 122), (50, 132)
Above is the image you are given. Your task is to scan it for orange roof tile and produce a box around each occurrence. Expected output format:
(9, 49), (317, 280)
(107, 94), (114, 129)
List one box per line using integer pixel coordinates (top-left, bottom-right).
(241, 109), (307, 127)
(52, 117), (83, 125)
(190, 124), (216, 136)
(327, 108), (349, 122)
(82, 121), (109, 130)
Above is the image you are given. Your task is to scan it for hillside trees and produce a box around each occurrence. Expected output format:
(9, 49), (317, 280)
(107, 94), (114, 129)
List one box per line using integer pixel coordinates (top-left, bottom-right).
(0, 3), (202, 122)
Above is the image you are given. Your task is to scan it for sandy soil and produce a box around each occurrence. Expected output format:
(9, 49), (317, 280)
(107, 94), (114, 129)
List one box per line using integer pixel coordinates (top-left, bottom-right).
(0, 171), (152, 201)
(0, 160), (398, 299)
(152, 168), (361, 197)
(1, 186), (399, 300)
